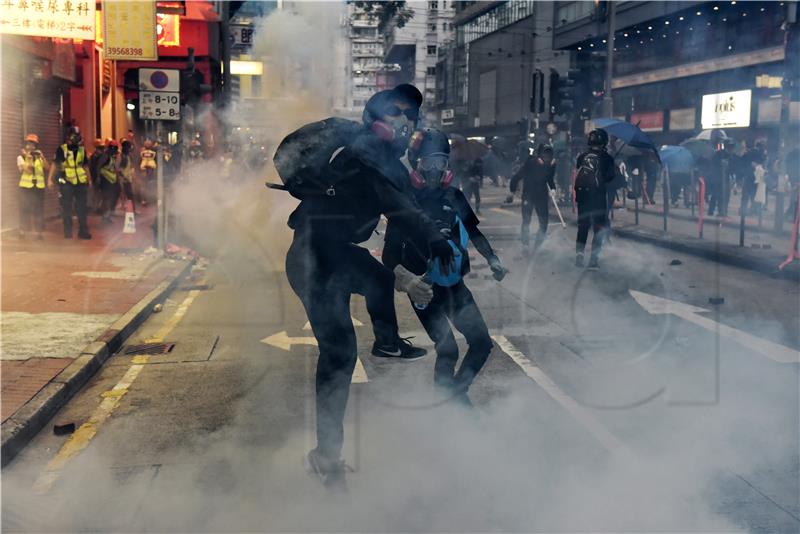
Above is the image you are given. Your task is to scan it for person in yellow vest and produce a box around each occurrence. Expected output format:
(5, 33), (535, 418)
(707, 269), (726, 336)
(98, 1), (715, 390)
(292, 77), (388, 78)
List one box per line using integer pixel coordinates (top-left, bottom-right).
(119, 139), (137, 213)
(48, 126), (91, 239)
(98, 139), (121, 223)
(17, 133), (49, 240)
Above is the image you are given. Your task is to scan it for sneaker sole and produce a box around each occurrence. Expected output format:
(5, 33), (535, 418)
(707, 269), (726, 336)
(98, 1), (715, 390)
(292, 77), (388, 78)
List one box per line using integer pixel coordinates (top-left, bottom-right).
(370, 350), (428, 362)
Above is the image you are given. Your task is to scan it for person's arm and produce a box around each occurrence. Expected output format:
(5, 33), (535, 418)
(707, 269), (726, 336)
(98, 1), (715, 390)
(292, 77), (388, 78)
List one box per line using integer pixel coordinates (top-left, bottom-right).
(372, 175), (455, 272)
(546, 160), (556, 190)
(509, 159), (525, 193)
(17, 154), (29, 173)
(381, 220), (403, 271)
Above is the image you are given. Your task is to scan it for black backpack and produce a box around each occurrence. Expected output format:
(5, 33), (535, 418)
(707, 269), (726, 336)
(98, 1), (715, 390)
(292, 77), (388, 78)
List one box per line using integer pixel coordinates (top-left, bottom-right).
(574, 152), (602, 192)
(270, 117), (363, 200)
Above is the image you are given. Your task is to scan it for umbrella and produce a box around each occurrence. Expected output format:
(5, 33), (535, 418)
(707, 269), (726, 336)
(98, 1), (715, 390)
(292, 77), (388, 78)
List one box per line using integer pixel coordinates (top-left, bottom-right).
(593, 118), (658, 151)
(448, 133), (467, 145)
(658, 145), (695, 174)
(451, 139), (489, 161)
(680, 137), (714, 161)
(694, 129), (730, 141)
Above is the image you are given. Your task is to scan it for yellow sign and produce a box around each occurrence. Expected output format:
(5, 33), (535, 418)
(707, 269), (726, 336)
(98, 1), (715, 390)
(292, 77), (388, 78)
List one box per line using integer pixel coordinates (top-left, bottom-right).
(103, 0), (157, 61)
(0, 0), (95, 40)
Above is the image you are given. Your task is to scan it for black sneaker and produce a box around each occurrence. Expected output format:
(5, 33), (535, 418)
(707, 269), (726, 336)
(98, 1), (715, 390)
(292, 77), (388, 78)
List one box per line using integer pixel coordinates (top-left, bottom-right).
(587, 257), (599, 270)
(575, 253), (585, 268)
(78, 232), (92, 240)
(371, 337), (427, 361)
(304, 449), (348, 493)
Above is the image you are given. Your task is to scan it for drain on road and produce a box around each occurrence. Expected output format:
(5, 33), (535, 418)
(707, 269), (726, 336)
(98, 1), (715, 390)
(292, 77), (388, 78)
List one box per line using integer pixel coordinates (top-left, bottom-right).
(124, 342), (176, 355)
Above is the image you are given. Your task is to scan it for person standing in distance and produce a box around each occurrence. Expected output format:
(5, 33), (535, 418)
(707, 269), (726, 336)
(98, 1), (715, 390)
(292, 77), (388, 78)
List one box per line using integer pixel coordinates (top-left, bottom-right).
(48, 126), (91, 239)
(573, 129), (615, 270)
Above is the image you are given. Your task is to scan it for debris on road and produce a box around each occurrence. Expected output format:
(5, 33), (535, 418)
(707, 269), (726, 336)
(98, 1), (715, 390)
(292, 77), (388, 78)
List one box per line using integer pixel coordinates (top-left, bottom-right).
(153, 303), (163, 313)
(53, 423), (76, 436)
(670, 259), (683, 266)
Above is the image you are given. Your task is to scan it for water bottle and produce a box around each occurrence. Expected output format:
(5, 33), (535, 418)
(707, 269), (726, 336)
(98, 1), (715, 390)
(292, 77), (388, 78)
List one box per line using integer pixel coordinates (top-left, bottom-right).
(413, 272), (434, 310)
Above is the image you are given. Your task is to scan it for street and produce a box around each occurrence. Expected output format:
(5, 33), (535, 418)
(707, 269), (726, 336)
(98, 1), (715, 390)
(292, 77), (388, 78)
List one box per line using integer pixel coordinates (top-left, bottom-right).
(2, 184), (798, 533)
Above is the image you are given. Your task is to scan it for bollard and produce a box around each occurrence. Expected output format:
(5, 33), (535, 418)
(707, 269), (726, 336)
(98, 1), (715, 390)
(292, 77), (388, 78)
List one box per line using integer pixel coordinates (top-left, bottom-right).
(739, 190), (746, 247)
(778, 190), (800, 270)
(698, 176), (706, 239)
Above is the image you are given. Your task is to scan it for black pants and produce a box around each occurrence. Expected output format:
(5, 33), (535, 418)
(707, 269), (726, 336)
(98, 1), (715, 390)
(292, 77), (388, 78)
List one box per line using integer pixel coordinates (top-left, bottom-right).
(576, 191), (607, 259)
(462, 181), (481, 212)
(411, 281), (492, 390)
(285, 231), (399, 463)
(121, 180), (135, 209)
(521, 194), (548, 247)
(101, 181), (120, 219)
(60, 183), (89, 237)
(19, 187), (45, 233)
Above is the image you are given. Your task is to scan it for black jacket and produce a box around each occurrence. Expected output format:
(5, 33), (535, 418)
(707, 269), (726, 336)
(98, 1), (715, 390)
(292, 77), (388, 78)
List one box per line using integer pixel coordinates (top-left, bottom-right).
(383, 186), (480, 276)
(287, 132), (442, 246)
(509, 156), (556, 199)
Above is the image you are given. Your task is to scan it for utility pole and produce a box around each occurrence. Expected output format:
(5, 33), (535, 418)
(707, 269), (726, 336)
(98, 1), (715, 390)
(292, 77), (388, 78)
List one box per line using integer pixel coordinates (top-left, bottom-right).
(602, 0), (616, 117)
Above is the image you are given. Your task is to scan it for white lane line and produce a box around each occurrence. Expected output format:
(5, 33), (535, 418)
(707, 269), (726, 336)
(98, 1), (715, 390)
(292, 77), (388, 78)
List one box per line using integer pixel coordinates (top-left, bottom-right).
(492, 335), (633, 456)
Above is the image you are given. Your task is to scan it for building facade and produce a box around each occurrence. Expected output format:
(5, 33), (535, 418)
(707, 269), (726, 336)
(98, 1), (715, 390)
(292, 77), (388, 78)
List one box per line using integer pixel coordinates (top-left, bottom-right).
(552, 0), (799, 150)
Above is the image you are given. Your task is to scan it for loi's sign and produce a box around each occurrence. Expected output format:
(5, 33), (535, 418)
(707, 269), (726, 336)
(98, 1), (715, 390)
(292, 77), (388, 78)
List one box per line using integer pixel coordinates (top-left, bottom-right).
(701, 89), (751, 129)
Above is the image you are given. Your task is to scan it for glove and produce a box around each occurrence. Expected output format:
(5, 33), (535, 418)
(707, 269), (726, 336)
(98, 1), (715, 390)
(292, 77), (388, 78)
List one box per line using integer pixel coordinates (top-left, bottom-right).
(504, 194), (514, 204)
(549, 188), (557, 198)
(488, 255), (508, 281)
(429, 239), (456, 276)
(393, 265), (433, 307)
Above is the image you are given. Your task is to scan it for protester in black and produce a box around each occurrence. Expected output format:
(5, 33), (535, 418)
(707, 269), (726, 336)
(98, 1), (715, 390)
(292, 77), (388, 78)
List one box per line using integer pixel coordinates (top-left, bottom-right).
(462, 158), (483, 214)
(382, 128), (507, 401)
(574, 129), (616, 270)
(283, 86), (455, 491)
(508, 143), (556, 250)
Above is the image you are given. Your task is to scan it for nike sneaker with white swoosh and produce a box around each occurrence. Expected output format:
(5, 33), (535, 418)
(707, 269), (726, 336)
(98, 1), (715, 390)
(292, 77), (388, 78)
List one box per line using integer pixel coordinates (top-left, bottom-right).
(371, 337), (427, 361)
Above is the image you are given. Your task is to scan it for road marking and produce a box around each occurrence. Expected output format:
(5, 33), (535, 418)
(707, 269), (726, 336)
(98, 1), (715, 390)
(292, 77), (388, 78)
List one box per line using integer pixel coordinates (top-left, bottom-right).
(33, 285), (204, 493)
(260, 330), (368, 383)
(145, 288), (203, 343)
(492, 335), (632, 456)
(33, 360), (149, 493)
(303, 316), (363, 330)
(490, 207), (521, 218)
(630, 290), (799, 364)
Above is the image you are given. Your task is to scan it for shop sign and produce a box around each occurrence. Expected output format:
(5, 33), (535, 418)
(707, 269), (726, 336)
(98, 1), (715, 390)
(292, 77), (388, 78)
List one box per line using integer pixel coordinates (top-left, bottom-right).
(103, 0), (157, 61)
(0, 0), (95, 39)
(701, 89), (751, 129)
(230, 24), (254, 48)
(630, 111), (664, 132)
(757, 98), (781, 125)
(669, 108), (695, 131)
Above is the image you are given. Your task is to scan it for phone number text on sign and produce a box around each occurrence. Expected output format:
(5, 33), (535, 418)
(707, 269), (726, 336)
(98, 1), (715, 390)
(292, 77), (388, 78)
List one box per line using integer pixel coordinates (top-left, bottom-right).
(140, 91), (180, 120)
(106, 47), (145, 57)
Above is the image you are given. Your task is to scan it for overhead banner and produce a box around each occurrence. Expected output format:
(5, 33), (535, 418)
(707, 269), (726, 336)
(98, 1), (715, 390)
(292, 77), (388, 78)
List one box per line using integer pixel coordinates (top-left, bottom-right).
(701, 89), (752, 129)
(0, 0), (95, 39)
(103, 0), (157, 61)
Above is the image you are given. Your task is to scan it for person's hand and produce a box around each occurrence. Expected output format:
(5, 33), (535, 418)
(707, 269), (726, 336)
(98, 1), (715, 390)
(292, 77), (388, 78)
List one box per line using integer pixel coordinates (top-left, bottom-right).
(429, 239), (456, 275)
(393, 265), (434, 306)
(488, 255), (508, 281)
(549, 188), (557, 198)
(504, 194), (514, 204)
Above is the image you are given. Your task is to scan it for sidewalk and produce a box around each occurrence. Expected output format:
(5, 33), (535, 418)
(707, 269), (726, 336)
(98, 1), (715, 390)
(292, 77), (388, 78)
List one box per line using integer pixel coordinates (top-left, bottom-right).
(1, 207), (195, 465)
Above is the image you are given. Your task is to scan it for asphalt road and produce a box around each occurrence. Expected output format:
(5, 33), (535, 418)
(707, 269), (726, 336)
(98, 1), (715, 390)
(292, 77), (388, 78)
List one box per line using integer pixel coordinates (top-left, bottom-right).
(3, 184), (799, 533)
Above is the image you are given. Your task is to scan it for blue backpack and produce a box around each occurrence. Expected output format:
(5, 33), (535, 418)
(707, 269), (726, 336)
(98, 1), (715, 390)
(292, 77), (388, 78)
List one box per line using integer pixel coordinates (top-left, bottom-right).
(426, 216), (469, 287)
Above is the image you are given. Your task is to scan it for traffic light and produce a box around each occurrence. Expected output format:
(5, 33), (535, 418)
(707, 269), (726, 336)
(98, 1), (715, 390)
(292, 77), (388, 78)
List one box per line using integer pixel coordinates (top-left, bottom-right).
(549, 68), (582, 117)
(530, 69), (545, 114)
(180, 69), (212, 107)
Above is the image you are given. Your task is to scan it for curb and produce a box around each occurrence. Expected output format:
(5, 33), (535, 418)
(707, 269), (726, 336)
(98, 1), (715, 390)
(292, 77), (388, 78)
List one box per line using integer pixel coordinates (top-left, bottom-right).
(0, 257), (196, 467)
(608, 224), (800, 280)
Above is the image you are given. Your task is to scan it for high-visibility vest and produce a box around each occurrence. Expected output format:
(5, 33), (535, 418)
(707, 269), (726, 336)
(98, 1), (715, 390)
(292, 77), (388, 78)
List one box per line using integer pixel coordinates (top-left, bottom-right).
(120, 154), (134, 183)
(100, 157), (117, 184)
(19, 154), (45, 189)
(61, 144), (88, 185)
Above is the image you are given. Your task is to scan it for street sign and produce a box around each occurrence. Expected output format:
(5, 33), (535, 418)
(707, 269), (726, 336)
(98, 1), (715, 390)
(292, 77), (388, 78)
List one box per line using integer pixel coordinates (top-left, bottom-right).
(139, 91), (180, 120)
(230, 24), (254, 47)
(442, 109), (455, 120)
(139, 68), (180, 92)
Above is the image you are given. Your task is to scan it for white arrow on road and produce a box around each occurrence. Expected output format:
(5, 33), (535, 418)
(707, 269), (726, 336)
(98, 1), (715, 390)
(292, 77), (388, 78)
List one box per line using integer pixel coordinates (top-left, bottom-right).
(260, 331), (369, 383)
(630, 290), (799, 364)
(302, 317), (363, 330)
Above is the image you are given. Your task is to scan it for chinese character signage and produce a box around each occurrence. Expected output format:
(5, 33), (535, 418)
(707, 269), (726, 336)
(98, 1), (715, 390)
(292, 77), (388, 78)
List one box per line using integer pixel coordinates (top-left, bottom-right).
(103, 0), (157, 61)
(0, 0), (95, 40)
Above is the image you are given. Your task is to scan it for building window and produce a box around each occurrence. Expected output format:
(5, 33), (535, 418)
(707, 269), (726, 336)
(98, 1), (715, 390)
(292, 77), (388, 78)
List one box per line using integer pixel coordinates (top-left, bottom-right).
(427, 66), (436, 76)
(427, 45), (437, 55)
(429, 23), (437, 31)
(429, 1), (438, 10)
(442, 22), (447, 31)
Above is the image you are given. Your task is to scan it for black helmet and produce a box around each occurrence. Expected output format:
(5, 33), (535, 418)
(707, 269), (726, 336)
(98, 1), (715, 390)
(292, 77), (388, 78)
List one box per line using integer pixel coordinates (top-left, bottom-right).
(587, 129), (608, 147)
(408, 128), (450, 167)
(709, 129), (727, 144)
(536, 143), (554, 156)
